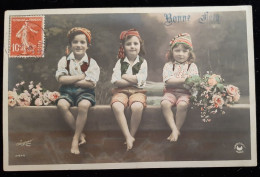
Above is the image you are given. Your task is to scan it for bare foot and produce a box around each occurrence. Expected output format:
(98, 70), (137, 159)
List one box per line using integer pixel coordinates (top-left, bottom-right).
(125, 136), (135, 151)
(167, 130), (180, 142)
(79, 133), (86, 146)
(71, 138), (80, 155)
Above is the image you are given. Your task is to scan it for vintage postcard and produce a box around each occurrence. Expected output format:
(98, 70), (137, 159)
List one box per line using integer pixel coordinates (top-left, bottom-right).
(3, 6), (256, 171)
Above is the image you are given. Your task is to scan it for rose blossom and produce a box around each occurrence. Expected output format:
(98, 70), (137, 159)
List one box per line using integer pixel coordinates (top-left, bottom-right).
(8, 91), (18, 107)
(48, 91), (60, 102)
(226, 85), (239, 96)
(212, 95), (224, 108)
(35, 98), (43, 106)
(208, 74), (219, 86)
(17, 93), (31, 106)
(226, 85), (240, 102)
(233, 93), (240, 102)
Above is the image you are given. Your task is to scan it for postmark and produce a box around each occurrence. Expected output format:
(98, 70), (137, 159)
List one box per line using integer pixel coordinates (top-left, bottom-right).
(9, 16), (45, 58)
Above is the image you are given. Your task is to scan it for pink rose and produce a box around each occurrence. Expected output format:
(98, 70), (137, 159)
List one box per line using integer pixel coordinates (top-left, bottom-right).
(226, 85), (240, 102)
(17, 93), (31, 106)
(48, 91), (60, 102)
(35, 98), (43, 106)
(8, 91), (17, 107)
(233, 93), (240, 102)
(208, 74), (218, 86)
(212, 95), (224, 108)
(226, 85), (239, 96)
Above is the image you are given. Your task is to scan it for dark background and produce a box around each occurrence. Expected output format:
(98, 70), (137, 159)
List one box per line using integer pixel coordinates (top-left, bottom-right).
(1, 0), (260, 176)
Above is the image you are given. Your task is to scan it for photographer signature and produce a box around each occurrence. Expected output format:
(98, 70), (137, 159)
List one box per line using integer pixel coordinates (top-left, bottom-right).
(16, 139), (33, 147)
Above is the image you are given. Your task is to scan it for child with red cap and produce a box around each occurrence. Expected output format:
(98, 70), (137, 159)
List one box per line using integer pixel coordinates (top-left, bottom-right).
(111, 29), (148, 151)
(55, 27), (100, 154)
(161, 33), (199, 142)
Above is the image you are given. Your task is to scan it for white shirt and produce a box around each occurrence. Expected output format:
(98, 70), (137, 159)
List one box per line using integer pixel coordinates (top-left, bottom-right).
(163, 61), (199, 83)
(111, 55), (148, 88)
(55, 53), (100, 86)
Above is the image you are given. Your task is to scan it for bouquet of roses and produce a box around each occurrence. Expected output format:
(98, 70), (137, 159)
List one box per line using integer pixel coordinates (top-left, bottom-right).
(8, 81), (60, 107)
(184, 72), (240, 122)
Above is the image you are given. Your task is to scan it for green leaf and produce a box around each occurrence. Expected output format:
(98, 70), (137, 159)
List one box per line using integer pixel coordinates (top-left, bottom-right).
(216, 83), (224, 92)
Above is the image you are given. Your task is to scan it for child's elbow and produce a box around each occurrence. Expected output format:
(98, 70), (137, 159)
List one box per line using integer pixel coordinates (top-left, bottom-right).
(90, 81), (96, 88)
(58, 76), (65, 84)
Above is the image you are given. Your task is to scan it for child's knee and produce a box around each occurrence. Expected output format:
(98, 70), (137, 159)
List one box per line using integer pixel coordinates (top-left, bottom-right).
(112, 101), (125, 112)
(78, 100), (91, 110)
(177, 101), (188, 110)
(161, 100), (172, 109)
(131, 102), (143, 112)
(57, 99), (70, 110)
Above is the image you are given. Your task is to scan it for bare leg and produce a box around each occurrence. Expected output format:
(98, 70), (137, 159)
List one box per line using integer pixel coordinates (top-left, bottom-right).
(57, 99), (76, 130)
(161, 100), (180, 142)
(112, 102), (135, 151)
(130, 102), (144, 137)
(57, 99), (86, 146)
(71, 100), (91, 155)
(175, 101), (189, 131)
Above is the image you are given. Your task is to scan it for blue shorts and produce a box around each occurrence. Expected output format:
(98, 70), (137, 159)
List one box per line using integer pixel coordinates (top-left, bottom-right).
(56, 85), (96, 106)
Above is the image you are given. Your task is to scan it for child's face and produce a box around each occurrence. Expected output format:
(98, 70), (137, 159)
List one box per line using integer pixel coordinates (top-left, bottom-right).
(124, 36), (140, 59)
(71, 34), (88, 59)
(172, 44), (190, 63)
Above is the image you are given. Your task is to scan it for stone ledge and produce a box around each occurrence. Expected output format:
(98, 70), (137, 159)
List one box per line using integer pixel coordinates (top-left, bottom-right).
(8, 104), (250, 133)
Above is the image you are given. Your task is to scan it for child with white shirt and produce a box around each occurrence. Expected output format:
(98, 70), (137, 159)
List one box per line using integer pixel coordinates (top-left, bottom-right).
(161, 33), (199, 142)
(55, 27), (100, 155)
(111, 29), (148, 151)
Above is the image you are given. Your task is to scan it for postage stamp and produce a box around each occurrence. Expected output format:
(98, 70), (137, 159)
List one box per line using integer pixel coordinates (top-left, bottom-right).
(9, 16), (44, 58)
(3, 6), (256, 171)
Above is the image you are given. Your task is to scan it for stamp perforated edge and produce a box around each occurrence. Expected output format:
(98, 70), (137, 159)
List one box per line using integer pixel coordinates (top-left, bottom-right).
(8, 15), (45, 58)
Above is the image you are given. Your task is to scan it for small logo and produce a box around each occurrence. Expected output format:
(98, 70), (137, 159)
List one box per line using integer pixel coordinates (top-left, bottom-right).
(234, 142), (246, 153)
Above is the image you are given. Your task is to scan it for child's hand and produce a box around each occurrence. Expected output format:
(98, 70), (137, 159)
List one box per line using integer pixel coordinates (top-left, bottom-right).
(122, 74), (129, 80)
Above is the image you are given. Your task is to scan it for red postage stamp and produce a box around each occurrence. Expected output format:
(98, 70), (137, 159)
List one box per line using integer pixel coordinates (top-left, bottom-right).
(9, 16), (45, 58)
